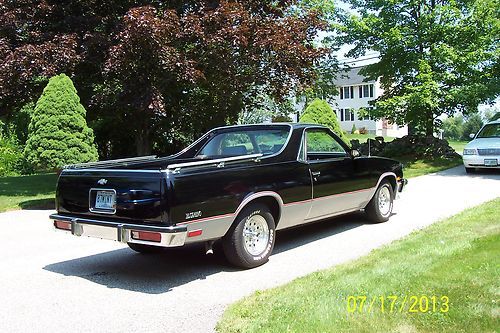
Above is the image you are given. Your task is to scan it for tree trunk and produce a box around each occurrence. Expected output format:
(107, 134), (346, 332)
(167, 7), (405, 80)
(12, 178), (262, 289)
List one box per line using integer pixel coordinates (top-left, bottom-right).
(135, 127), (152, 156)
(407, 123), (416, 136)
(425, 110), (434, 137)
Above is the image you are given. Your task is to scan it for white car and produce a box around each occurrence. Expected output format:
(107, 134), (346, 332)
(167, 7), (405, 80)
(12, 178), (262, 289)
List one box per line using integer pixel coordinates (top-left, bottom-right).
(463, 120), (500, 173)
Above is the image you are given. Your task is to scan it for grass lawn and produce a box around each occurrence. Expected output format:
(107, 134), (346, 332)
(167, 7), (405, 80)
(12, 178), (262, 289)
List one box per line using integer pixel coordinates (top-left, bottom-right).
(399, 157), (463, 178)
(218, 198), (500, 333)
(0, 173), (57, 212)
(448, 140), (469, 154)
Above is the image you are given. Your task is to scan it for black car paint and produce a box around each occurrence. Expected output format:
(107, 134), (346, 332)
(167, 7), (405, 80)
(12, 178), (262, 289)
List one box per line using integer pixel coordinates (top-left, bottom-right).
(55, 124), (403, 229)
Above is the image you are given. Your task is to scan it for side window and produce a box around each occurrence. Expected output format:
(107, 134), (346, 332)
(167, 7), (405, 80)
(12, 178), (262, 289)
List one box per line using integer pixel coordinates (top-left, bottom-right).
(220, 133), (255, 155)
(199, 133), (254, 156)
(254, 131), (288, 154)
(305, 130), (347, 160)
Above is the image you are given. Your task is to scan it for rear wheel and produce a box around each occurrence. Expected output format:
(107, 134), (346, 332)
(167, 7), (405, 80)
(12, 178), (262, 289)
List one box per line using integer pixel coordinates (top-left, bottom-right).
(222, 204), (276, 268)
(365, 180), (394, 223)
(127, 242), (163, 254)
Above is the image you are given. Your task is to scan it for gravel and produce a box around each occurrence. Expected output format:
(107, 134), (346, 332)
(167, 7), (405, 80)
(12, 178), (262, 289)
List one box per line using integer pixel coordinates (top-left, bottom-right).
(0, 166), (499, 333)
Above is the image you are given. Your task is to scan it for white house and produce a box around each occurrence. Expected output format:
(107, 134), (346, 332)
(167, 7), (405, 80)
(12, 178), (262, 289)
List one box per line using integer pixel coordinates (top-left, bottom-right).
(332, 66), (408, 137)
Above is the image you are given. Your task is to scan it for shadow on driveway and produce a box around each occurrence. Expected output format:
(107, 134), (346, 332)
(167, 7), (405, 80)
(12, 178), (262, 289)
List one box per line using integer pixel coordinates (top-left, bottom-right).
(43, 213), (366, 294)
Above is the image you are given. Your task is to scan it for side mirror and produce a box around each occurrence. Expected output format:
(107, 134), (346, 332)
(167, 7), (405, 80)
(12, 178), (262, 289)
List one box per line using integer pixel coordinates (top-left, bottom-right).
(469, 133), (475, 139)
(351, 149), (361, 158)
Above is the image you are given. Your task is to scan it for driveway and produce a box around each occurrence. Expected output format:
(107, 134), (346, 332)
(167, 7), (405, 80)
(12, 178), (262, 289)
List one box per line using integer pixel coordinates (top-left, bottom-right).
(0, 167), (499, 333)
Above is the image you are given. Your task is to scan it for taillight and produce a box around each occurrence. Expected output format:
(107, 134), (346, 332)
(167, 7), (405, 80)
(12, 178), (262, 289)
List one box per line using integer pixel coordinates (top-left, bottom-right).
(54, 220), (71, 231)
(131, 230), (161, 242)
(188, 229), (203, 238)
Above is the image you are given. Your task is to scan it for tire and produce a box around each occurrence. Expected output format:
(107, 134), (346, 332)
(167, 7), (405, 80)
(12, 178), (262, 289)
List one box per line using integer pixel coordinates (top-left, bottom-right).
(465, 167), (475, 174)
(365, 180), (394, 223)
(127, 242), (163, 254)
(222, 204), (276, 269)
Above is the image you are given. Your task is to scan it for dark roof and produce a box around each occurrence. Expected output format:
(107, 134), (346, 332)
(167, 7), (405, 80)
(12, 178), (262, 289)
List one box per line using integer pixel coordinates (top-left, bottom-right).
(335, 66), (375, 86)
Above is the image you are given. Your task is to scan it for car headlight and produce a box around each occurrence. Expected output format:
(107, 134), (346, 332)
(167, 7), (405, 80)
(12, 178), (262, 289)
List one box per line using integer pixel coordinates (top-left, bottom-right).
(463, 148), (477, 155)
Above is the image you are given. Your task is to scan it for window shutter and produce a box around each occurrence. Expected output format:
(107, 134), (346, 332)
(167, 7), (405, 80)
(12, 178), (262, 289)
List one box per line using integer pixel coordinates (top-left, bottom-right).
(340, 109), (344, 121)
(369, 84), (374, 97)
(339, 87), (343, 99)
(358, 86), (362, 98)
(350, 86), (354, 99)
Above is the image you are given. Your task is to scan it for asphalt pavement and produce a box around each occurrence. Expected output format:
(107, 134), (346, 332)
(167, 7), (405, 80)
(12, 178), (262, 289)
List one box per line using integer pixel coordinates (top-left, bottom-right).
(0, 166), (499, 333)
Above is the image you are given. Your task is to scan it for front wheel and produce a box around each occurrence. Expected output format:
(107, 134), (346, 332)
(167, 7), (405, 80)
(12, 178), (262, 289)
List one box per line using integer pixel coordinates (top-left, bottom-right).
(365, 180), (394, 223)
(465, 167), (475, 174)
(222, 204), (276, 268)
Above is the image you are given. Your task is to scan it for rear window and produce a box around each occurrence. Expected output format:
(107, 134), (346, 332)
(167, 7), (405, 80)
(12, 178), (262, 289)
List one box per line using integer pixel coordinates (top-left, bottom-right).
(198, 128), (289, 158)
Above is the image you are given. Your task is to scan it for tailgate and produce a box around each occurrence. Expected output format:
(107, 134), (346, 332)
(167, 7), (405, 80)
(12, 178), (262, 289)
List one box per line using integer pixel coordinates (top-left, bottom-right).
(56, 169), (165, 224)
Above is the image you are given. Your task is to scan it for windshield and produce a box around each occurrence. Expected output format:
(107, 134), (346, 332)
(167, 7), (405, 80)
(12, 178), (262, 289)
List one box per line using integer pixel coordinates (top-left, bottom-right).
(476, 124), (500, 138)
(197, 128), (289, 158)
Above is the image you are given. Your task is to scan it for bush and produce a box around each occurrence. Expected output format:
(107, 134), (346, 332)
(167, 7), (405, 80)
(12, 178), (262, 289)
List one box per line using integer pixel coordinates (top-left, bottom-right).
(24, 74), (98, 171)
(351, 123), (357, 134)
(272, 114), (292, 122)
(299, 99), (348, 143)
(0, 122), (29, 176)
(372, 135), (459, 159)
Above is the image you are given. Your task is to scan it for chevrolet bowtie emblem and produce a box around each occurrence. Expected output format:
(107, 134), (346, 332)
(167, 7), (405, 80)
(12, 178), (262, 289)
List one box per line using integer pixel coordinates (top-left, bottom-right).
(97, 179), (108, 185)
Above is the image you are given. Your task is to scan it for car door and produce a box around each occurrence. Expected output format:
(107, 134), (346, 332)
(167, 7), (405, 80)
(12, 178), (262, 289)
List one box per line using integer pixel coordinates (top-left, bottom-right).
(304, 128), (370, 221)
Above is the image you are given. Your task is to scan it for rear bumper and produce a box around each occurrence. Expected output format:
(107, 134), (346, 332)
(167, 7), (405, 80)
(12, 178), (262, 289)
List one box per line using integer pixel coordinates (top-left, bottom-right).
(49, 214), (187, 247)
(397, 178), (407, 192)
(396, 178), (407, 199)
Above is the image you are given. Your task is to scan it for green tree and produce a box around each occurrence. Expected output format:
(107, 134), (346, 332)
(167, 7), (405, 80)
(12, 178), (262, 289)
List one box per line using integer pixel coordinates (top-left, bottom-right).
(24, 74), (98, 170)
(336, 0), (500, 136)
(1, 1), (327, 158)
(462, 113), (484, 140)
(299, 99), (348, 143)
(442, 115), (464, 140)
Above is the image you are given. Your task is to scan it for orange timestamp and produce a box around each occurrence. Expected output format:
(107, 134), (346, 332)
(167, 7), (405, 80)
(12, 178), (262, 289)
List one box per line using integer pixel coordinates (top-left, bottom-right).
(346, 295), (449, 314)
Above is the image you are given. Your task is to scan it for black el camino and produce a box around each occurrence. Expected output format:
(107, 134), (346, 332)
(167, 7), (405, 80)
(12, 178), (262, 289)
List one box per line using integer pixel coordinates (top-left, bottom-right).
(50, 123), (407, 268)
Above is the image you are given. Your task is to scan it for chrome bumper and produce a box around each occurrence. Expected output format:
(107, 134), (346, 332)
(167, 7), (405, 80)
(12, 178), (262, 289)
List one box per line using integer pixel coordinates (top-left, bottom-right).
(49, 214), (187, 247)
(396, 178), (407, 199)
(397, 178), (407, 192)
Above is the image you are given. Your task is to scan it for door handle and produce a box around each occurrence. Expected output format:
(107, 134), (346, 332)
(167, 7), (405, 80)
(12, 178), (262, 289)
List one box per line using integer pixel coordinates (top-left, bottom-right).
(311, 171), (321, 177)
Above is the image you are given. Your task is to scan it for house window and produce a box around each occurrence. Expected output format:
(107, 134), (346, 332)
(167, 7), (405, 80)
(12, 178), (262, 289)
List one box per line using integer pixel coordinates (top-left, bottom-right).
(360, 84), (374, 98)
(343, 86), (350, 99)
(362, 85), (369, 98)
(344, 108), (354, 121)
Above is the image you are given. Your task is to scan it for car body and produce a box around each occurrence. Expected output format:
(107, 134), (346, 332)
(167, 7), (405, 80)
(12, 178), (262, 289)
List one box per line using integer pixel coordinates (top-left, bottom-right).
(463, 120), (500, 173)
(50, 123), (407, 268)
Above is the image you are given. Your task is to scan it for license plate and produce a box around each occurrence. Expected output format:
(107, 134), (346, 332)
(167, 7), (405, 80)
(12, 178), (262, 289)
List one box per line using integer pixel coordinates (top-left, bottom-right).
(95, 191), (116, 210)
(484, 159), (498, 166)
